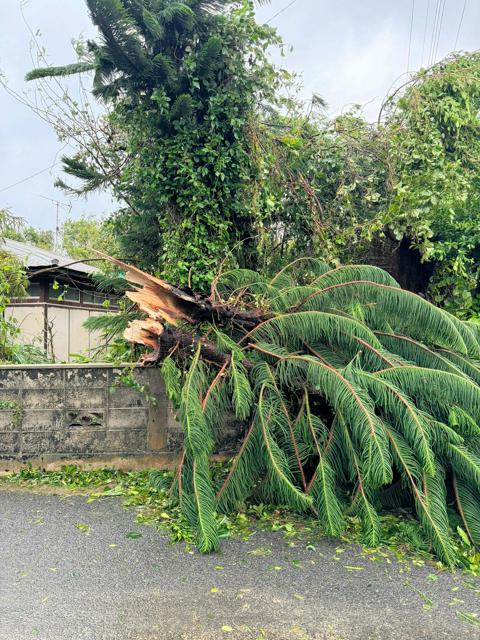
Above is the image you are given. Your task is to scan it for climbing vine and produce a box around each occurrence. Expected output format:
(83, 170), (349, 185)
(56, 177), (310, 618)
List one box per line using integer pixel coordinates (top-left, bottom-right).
(27, 0), (286, 290)
(381, 53), (480, 313)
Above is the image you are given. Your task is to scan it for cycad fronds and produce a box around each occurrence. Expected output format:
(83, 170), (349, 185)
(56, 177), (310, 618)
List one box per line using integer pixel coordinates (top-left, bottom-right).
(229, 355), (253, 421)
(258, 386), (312, 512)
(26, 63), (96, 81)
(453, 475), (480, 546)
(117, 255), (480, 565)
(306, 396), (345, 536)
(180, 345), (213, 456)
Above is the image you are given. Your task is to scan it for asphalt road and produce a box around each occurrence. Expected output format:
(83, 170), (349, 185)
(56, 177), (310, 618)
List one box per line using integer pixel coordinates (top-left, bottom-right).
(1, 488), (479, 640)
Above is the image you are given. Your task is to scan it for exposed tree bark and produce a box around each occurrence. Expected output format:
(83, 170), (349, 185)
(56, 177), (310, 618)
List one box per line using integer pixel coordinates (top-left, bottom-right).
(95, 251), (268, 365)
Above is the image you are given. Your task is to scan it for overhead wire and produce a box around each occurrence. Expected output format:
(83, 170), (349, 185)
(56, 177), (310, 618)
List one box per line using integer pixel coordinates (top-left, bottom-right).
(432, 0), (447, 63)
(454, 0), (468, 51)
(421, 0), (431, 66)
(428, 0), (442, 66)
(406, 0), (416, 74)
(0, 162), (61, 195)
(266, 0), (299, 24)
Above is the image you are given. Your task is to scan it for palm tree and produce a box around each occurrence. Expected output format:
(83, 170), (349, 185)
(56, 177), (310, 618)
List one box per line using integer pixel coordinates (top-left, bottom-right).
(105, 254), (480, 564)
(27, 0), (272, 102)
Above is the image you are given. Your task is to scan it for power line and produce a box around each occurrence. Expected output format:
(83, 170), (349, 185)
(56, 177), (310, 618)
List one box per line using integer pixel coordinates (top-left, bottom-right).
(428, 0), (442, 65)
(421, 0), (431, 66)
(406, 0), (416, 74)
(0, 162), (60, 195)
(454, 0), (468, 51)
(266, 0), (299, 24)
(432, 0), (447, 63)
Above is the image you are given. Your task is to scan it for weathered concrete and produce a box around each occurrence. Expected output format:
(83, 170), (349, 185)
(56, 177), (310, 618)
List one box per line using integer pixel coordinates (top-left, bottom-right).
(0, 364), (183, 471)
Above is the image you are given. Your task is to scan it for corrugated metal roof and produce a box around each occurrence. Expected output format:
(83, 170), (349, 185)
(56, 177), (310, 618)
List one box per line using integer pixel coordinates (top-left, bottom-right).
(2, 238), (98, 275)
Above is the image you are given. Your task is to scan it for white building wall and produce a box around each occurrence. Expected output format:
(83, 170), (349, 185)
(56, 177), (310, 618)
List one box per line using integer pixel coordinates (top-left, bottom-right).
(6, 304), (108, 362)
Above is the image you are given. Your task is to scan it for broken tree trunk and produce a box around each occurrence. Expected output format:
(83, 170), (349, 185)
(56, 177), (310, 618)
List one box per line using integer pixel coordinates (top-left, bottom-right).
(95, 251), (269, 365)
(94, 252), (480, 564)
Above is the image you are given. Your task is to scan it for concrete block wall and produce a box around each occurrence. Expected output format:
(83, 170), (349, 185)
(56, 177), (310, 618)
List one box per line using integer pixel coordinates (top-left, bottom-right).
(0, 364), (183, 471)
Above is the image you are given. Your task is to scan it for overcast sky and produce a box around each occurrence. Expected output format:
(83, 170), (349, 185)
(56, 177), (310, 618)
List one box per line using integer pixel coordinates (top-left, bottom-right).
(0, 0), (478, 231)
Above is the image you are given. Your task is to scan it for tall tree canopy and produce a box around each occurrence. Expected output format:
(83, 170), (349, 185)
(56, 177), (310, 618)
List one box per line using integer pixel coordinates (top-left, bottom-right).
(27, 7), (480, 310)
(28, 0), (282, 289)
(259, 53), (480, 314)
(384, 53), (480, 313)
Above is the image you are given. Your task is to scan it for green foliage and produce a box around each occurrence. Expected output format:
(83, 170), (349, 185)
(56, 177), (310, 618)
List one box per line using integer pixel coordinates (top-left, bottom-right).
(3, 214), (115, 262)
(27, 0), (286, 289)
(60, 215), (117, 260)
(0, 227), (49, 364)
(26, 63), (96, 81)
(0, 244), (30, 362)
(383, 53), (480, 313)
(257, 108), (390, 270)
(0, 210), (24, 240)
(250, 53), (480, 314)
(4, 225), (54, 251)
(159, 260), (480, 562)
(25, 9), (480, 306)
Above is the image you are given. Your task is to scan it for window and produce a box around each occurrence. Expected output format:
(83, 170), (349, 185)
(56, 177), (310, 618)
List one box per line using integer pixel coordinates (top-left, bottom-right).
(83, 291), (118, 306)
(64, 288), (81, 302)
(48, 284), (80, 303)
(26, 282), (41, 299)
(83, 291), (105, 305)
(94, 293), (108, 305)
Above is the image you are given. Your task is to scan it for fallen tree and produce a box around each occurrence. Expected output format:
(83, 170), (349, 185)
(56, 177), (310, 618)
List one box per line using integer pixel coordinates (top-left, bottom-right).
(104, 254), (480, 564)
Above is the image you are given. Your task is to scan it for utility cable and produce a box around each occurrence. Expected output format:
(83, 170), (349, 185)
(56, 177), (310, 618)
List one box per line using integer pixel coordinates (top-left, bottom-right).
(428, 0), (441, 65)
(406, 0), (416, 74)
(266, 0), (299, 24)
(421, 0), (431, 66)
(454, 0), (468, 51)
(0, 162), (60, 195)
(432, 0), (447, 63)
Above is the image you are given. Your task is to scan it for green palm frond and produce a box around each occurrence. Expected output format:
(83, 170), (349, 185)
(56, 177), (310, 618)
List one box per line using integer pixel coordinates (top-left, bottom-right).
(217, 268), (274, 299)
(310, 264), (400, 289)
(356, 370), (436, 476)
(453, 474), (480, 546)
(377, 367), (480, 422)
(294, 281), (467, 354)
(269, 257), (330, 288)
(229, 355), (253, 421)
(191, 452), (220, 553)
(449, 407), (480, 438)
(418, 471), (456, 567)
(437, 350), (480, 385)
(447, 444), (480, 489)
(26, 63), (96, 81)
(216, 420), (262, 512)
(305, 397), (344, 536)
(386, 426), (455, 565)
(337, 414), (381, 545)
(248, 311), (381, 356)
(375, 332), (466, 376)
(283, 356), (392, 488)
(124, 257), (480, 563)
(309, 456), (345, 536)
(180, 344), (213, 456)
(161, 355), (183, 406)
(258, 386), (312, 512)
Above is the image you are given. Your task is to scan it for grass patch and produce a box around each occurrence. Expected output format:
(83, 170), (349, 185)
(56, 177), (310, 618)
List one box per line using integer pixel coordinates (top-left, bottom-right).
(2, 464), (480, 574)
